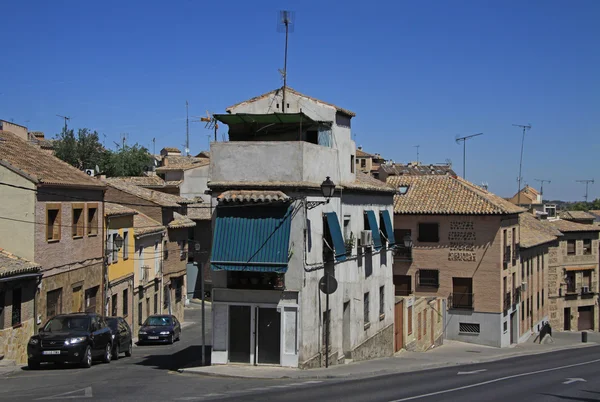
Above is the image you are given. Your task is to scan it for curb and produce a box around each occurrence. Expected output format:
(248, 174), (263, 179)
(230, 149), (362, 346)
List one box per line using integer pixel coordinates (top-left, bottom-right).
(177, 342), (599, 380)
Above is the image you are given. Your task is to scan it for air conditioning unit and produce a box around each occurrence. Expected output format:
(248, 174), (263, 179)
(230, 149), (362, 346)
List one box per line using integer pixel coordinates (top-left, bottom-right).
(360, 230), (373, 247)
(582, 286), (590, 294)
(85, 169), (95, 177)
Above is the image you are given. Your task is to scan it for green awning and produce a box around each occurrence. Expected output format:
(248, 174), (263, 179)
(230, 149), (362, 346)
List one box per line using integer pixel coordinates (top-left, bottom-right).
(210, 205), (293, 273)
(366, 210), (383, 251)
(214, 113), (315, 126)
(325, 212), (347, 262)
(380, 210), (396, 246)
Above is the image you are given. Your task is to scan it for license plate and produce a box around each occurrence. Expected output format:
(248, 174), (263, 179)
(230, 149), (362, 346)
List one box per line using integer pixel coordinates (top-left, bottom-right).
(148, 336), (159, 340)
(42, 350), (61, 355)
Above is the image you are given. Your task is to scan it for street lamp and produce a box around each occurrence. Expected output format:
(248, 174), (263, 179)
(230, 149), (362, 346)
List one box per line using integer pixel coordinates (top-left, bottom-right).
(307, 176), (336, 210)
(113, 234), (124, 251)
(403, 233), (413, 248)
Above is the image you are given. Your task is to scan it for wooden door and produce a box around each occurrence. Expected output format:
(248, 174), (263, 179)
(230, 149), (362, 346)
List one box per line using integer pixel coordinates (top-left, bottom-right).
(578, 306), (593, 330)
(72, 286), (82, 313)
(394, 300), (404, 352)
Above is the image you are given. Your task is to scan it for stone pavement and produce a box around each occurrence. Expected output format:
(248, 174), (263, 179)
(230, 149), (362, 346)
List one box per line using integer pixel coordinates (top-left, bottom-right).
(179, 331), (599, 379)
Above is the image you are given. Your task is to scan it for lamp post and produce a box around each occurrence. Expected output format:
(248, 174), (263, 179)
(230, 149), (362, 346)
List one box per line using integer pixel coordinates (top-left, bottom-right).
(403, 233), (413, 248)
(307, 176), (336, 210)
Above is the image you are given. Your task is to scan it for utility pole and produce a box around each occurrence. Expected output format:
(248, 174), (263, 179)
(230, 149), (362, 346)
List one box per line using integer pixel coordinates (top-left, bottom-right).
(534, 179), (551, 199)
(414, 145), (420, 164)
(278, 11), (294, 113)
(185, 101), (190, 156)
(56, 114), (71, 132)
(455, 133), (483, 180)
(576, 179), (595, 203)
(152, 137), (156, 155)
(513, 124), (532, 205)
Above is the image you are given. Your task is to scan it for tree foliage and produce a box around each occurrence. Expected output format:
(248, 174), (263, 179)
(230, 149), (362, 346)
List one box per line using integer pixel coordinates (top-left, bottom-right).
(53, 128), (151, 177)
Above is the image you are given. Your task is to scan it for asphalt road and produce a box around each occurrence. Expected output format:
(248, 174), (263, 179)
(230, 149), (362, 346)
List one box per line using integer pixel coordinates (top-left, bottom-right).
(2, 305), (600, 402)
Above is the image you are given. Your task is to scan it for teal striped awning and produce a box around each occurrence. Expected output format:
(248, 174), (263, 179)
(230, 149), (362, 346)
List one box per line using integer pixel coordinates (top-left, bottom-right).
(366, 210), (383, 251)
(210, 205), (293, 273)
(380, 210), (396, 246)
(325, 212), (347, 262)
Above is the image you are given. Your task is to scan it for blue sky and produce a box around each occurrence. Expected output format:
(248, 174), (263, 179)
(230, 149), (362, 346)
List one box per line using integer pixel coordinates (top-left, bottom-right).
(1, 0), (598, 201)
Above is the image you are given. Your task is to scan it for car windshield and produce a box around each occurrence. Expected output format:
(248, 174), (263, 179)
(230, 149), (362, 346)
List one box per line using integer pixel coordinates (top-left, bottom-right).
(44, 316), (91, 332)
(144, 316), (172, 326)
(106, 318), (118, 331)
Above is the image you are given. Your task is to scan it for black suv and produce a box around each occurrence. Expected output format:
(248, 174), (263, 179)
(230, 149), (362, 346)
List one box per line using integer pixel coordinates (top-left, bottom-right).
(27, 313), (113, 369)
(105, 317), (133, 359)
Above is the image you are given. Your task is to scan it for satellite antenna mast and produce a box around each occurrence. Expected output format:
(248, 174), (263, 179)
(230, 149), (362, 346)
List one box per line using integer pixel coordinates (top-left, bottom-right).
(576, 179), (595, 203)
(534, 179), (551, 198)
(278, 10), (295, 113)
(185, 101), (190, 156)
(513, 123), (532, 205)
(413, 145), (420, 164)
(152, 137), (156, 155)
(455, 133), (483, 180)
(56, 114), (71, 132)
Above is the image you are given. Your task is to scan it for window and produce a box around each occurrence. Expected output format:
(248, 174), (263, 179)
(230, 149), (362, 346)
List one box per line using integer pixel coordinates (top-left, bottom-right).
(175, 278), (183, 302)
(123, 231), (129, 260)
(343, 215), (352, 240)
(138, 301), (143, 325)
(336, 112), (351, 128)
(407, 306), (413, 335)
(363, 292), (370, 325)
(123, 289), (128, 316)
(452, 277), (473, 309)
(393, 275), (412, 296)
(163, 285), (169, 309)
(583, 239), (592, 255)
(418, 223), (439, 243)
(566, 271), (576, 293)
(46, 204), (61, 241)
(459, 323), (480, 334)
(361, 159), (366, 168)
(11, 288), (21, 326)
(84, 286), (98, 313)
(521, 301), (525, 320)
(163, 240), (169, 260)
(526, 298), (529, 317)
(418, 269), (439, 288)
(179, 240), (187, 261)
(87, 205), (98, 236)
(512, 228), (516, 262)
(154, 293), (158, 314)
(379, 286), (385, 316)
(46, 288), (62, 318)
(111, 294), (118, 317)
(350, 155), (355, 173)
(418, 312), (422, 340)
(583, 270), (592, 289)
(503, 321), (507, 333)
(567, 239), (576, 255)
(72, 204), (84, 238)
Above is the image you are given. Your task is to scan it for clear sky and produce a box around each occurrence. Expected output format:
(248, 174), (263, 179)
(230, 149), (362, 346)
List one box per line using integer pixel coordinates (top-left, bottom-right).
(1, 0), (598, 201)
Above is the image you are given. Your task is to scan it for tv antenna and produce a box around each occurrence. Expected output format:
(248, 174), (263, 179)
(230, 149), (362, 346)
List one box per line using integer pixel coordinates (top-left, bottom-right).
(277, 10), (295, 113)
(534, 179), (551, 198)
(192, 110), (219, 143)
(152, 137), (156, 155)
(413, 145), (420, 164)
(455, 133), (483, 180)
(576, 179), (595, 203)
(185, 100), (190, 156)
(56, 114), (71, 132)
(513, 123), (532, 205)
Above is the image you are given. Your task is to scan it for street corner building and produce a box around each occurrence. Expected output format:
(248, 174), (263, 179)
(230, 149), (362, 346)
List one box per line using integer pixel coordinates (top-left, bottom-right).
(0, 129), (106, 327)
(208, 87), (396, 368)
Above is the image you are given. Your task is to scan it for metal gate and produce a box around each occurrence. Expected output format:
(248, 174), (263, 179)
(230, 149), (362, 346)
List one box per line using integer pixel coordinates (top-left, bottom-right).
(578, 306), (594, 330)
(394, 300), (404, 352)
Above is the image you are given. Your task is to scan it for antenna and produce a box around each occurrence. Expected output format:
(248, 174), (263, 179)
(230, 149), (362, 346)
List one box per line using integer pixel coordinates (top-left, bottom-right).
(152, 137), (156, 155)
(193, 110), (219, 143)
(277, 10), (295, 113)
(513, 123), (532, 205)
(56, 114), (71, 132)
(413, 145), (420, 164)
(534, 179), (551, 198)
(185, 101), (190, 156)
(575, 179), (595, 203)
(455, 133), (483, 180)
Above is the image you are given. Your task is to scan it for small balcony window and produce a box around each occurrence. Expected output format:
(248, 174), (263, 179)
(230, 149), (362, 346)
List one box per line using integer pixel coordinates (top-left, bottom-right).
(567, 240), (576, 255)
(418, 269), (439, 288)
(583, 239), (592, 255)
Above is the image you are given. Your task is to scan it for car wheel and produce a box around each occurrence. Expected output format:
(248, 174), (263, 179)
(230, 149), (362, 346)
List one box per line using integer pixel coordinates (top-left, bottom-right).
(112, 344), (119, 361)
(102, 343), (112, 363)
(125, 341), (132, 357)
(81, 346), (92, 368)
(168, 334), (174, 345)
(27, 360), (40, 370)
(177, 331), (181, 342)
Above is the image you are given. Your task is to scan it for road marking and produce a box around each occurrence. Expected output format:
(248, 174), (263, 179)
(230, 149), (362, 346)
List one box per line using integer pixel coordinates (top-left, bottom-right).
(457, 369), (487, 375)
(203, 393), (224, 397)
(269, 384), (294, 388)
(248, 387), (271, 391)
(563, 378), (586, 384)
(36, 386), (93, 400)
(300, 380), (324, 384)
(388, 358), (600, 402)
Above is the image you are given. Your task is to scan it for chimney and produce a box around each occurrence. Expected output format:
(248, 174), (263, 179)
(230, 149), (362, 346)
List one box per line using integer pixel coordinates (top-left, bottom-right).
(358, 146), (363, 151)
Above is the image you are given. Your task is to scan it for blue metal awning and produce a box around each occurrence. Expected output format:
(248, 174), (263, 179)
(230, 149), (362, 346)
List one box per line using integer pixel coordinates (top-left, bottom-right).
(325, 212), (347, 262)
(380, 210), (396, 246)
(366, 210), (383, 251)
(210, 205), (293, 273)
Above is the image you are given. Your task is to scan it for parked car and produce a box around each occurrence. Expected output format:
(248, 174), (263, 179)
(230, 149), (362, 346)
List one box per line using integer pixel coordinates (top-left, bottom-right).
(27, 313), (113, 369)
(138, 315), (181, 344)
(105, 317), (133, 360)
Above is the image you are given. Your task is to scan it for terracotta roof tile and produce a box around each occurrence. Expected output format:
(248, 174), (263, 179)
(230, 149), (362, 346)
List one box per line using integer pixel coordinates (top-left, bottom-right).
(380, 163), (457, 177)
(156, 156), (210, 172)
(186, 203), (212, 220)
(168, 212), (196, 229)
(356, 149), (375, 158)
(217, 190), (290, 204)
(0, 249), (41, 278)
(345, 171), (395, 193)
(106, 178), (193, 207)
(162, 147), (181, 153)
(387, 175), (525, 215)
(548, 219), (600, 233)
(0, 130), (105, 188)
(133, 212), (166, 236)
(559, 211), (597, 221)
(519, 213), (560, 248)
(117, 176), (182, 188)
(104, 202), (138, 217)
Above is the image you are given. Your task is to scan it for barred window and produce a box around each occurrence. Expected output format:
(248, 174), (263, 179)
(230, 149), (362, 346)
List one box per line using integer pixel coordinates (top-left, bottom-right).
(459, 322), (480, 334)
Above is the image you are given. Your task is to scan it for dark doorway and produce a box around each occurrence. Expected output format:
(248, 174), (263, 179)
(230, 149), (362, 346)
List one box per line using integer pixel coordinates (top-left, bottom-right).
(257, 307), (280, 364)
(229, 306), (251, 363)
(564, 307), (571, 331)
(578, 306), (594, 330)
(343, 301), (350, 357)
(394, 275), (412, 296)
(510, 312), (517, 344)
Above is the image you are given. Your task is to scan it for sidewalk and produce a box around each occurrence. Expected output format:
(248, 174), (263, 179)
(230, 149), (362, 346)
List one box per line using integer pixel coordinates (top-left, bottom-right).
(179, 333), (599, 379)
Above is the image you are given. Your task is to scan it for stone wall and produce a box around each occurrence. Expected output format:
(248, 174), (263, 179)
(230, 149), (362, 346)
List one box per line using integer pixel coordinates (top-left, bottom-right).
(401, 296), (445, 352)
(0, 318), (34, 364)
(350, 323), (394, 362)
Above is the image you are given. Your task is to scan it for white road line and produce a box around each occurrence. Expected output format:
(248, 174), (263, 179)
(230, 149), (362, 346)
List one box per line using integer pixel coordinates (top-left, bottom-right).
(300, 380), (324, 385)
(269, 384), (295, 388)
(388, 358), (600, 402)
(248, 387), (271, 391)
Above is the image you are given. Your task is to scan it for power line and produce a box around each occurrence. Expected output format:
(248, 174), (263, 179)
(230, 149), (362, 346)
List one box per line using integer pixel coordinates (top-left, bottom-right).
(455, 133), (483, 180)
(513, 123), (532, 205)
(56, 114), (71, 132)
(575, 179), (595, 203)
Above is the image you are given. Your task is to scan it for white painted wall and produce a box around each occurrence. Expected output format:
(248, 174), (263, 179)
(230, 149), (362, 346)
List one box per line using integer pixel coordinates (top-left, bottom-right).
(181, 165), (210, 203)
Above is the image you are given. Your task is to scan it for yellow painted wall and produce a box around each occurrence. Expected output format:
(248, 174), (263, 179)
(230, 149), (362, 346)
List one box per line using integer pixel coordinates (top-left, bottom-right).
(106, 215), (135, 282)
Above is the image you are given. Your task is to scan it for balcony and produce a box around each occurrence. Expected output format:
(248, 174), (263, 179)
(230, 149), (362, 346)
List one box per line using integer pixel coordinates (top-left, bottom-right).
(210, 141), (346, 185)
(512, 244), (520, 264)
(503, 292), (511, 312)
(512, 287), (521, 306)
(450, 292), (474, 310)
(503, 246), (511, 269)
(393, 245), (412, 262)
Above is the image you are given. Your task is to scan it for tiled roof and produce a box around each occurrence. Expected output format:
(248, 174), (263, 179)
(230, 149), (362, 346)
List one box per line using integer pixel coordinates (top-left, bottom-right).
(168, 212), (196, 229)
(106, 178), (194, 207)
(356, 149), (375, 158)
(133, 212), (166, 236)
(156, 156), (210, 172)
(226, 86), (356, 117)
(187, 203), (212, 220)
(218, 190), (290, 204)
(344, 171), (395, 193)
(0, 130), (105, 188)
(162, 147), (181, 153)
(195, 151), (210, 158)
(117, 176), (181, 188)
(387, 175), (525, 215)
(548, 219), (600, 233)
(519, 213), (559, 249)
(559, 211), (596, 221)
(104, 202), (138, 217)
(0, 249), (41, 279)
(380, 163), (457, 177)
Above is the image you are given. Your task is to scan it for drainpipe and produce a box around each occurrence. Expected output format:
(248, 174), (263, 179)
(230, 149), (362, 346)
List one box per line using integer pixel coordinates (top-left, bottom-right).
(103, 211), (109, 316)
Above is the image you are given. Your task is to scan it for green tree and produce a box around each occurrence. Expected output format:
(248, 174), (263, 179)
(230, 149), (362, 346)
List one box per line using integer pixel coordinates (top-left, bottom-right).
(53, 127), (107, 171)
(104, 143), (152, 177)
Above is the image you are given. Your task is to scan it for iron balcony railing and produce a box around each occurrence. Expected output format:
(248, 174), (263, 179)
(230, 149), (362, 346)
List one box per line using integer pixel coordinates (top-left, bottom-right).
(393, 245), (413, 262)
(450, 292), (474, 310)
(512, 287), (521, 305)
(512, 244), (520, 264)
